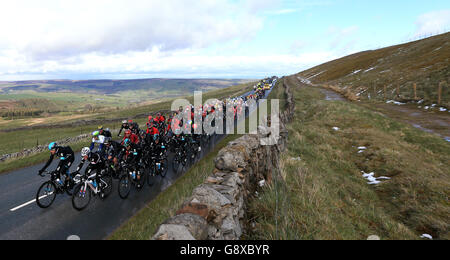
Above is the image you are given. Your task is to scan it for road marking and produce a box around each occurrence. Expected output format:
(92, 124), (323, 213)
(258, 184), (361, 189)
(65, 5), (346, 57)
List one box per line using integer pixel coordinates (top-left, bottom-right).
(9, 193), (54, 212)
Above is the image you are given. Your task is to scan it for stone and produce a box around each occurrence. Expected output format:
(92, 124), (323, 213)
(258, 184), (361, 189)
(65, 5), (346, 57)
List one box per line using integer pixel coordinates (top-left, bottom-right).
(176, 202), (209, 219)
(192, 185), (232, 208)
(164, 213), (208, 240)
(152, 224), (196, 240)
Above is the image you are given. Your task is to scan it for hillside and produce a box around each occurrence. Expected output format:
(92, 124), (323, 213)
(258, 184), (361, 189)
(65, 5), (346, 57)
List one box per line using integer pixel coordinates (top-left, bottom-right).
(297, 32), (450, 106)
(248, 76), (449, 240)
(0, 78), (251, 95)
(0, 78), (252, 119)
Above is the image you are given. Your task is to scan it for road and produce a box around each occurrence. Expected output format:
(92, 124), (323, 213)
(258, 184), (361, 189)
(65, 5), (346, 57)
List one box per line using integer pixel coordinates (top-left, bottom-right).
(0, 88), (271, 240)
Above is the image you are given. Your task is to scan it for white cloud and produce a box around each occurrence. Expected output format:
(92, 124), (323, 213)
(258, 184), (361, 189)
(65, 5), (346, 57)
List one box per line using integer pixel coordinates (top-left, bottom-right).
(0, 0), (264, 61)
(327, 26), (359, 52)
(413, 10), (450, 37)
(269, 9), (298, 15)
(0, 48), (335, 80)
(0, 0), (339, 80)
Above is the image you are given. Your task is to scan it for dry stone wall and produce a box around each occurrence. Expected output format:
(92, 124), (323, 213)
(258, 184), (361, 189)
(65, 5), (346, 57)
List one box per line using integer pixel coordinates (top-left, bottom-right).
(153, 78), (295, 240)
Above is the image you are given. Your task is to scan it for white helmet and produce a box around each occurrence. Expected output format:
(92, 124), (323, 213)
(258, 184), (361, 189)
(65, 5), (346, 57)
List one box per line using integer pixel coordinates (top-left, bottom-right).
(81, 147), (91, 157)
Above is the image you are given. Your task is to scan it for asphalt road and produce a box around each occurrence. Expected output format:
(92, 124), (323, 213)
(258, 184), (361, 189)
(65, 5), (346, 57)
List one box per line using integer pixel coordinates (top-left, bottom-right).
(0, 88), (271, 240)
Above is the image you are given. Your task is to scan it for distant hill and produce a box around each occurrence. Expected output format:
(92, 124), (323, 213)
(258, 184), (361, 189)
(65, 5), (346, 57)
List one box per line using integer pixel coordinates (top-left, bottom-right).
(297, 32), (450, 106)
(0, 78), (252, 95)
(0, 78), (254, 117)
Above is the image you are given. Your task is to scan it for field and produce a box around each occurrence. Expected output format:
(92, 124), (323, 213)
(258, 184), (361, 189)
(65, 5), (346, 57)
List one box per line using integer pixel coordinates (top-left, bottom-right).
(247, 78), (450, 240)
(0, 81), (256, 173)
(0, 78), (253, 121)
(297, 32), (450, 107)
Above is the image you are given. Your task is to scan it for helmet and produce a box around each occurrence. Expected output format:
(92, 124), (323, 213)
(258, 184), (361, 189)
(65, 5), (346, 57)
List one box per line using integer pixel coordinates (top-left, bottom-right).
(103, 137), (111, 145)
(153, 134), (159, 141)
(48, 142), (57, 151)
(97, 125), (103, 130)
(122, 120), (127, 124)
(128, 120), (133, 123)
(148, 115), (153, 121)
(123, 138), (131, 147)
(92, 130), (100, 137)
(81, 147), (91, 157)
(125, 130), (132, 135)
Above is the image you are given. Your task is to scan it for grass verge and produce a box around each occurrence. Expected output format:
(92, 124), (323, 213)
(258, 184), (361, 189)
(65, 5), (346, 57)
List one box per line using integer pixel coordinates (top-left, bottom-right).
(247, 83), (450, 240)
(108, 133), (243, 240)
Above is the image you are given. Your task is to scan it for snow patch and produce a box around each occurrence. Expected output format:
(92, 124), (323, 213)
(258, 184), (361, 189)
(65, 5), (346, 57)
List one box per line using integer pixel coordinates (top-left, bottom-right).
(307, 70), (326, 80)
(386, 100), (406, 105)
(420, 234), (433, 240)
(363, 67), (376, 73)
(258, 180), (266, 187)
(361, 171), (391, 185)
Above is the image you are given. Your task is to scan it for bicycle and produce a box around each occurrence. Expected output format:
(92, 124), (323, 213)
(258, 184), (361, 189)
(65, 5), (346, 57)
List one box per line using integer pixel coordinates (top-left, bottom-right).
(71, 168), (113, 211)
(117, 161), (146, 199)
(36, 170), (81, 209)
(147, 152), (169, 186)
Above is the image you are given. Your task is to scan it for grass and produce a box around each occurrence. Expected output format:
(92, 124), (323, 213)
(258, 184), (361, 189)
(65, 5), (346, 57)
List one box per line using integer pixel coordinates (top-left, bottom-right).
(108, 83), (278, 240)
(0, 81), (255, 173)
(247, 82), (450, 240)
(108, 133), (243, 240)
(298, 32), (450, 107)
(0, 141), (91, 174)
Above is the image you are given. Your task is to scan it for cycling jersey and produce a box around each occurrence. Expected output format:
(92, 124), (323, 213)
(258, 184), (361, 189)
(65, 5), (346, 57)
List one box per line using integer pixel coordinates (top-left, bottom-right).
(40, 146), (74, 175)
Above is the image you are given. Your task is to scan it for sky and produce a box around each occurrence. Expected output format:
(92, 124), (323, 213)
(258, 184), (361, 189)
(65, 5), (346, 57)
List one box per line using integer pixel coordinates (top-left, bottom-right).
(0, 0), (449, 81)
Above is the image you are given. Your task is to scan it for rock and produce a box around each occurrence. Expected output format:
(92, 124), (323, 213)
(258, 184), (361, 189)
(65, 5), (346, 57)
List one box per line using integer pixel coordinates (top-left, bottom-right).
(152, 224), (196, 240)
(192, 185), (232, 208)
(214, 146), (248, 172)
(206, 176), (224, 184)
(164, 213), (208, 240)
(176, 202), (209, 219)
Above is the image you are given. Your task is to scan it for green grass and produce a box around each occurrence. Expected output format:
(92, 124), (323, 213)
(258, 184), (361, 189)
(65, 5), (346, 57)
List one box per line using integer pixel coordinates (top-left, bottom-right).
(0, 140), (91, 174)
(0, 82), (255, 173)
(247, 82), (450, 240)
(108, 84), (275, 240)
(298, 32), (450, 106)
(108, 133), (243, 240)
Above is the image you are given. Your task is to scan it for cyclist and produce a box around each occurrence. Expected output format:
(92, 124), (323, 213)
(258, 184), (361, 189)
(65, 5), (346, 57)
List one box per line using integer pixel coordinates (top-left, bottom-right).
(119, 138), (142, 185)
(38, 142), (75, 185)
(90, 130), (106, 153)
(118, 120), (130, 137)
(98, 126), (112, 138)
(128, 120), (140, 135)
(75, 147), (106, 192)
(150, 134), (167, 158)
(122, 129), (139, 145)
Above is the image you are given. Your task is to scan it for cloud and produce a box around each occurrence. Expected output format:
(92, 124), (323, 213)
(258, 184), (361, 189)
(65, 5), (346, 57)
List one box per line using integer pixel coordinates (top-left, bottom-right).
(0, 0), (265, 61)
(0, 48), (335, 80)
(269, 9), (298, 15)
(327, 26), (359, 52)
(413, 9), (450, 37)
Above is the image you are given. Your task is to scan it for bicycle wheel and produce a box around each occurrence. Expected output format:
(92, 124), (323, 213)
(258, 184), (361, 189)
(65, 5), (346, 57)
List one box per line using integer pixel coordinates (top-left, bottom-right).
(65, 178), (75, 196)
(72, 183), (91, 211)
(36, 181), (57, 209)
(118, 174), (131, 199)
(100, 173), (113, 199)
(159, 158), (169, 178)
(136, 169), (146, 191)
(147, 167), (157, 187)
(172, 154), (181, 174)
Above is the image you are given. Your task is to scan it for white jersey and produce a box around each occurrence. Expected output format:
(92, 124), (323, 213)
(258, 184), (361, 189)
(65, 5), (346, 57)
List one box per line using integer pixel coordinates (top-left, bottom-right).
(92, 135), (106, 144)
